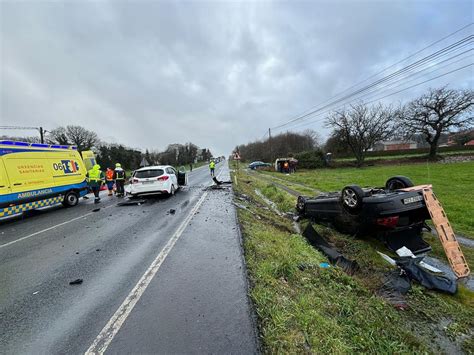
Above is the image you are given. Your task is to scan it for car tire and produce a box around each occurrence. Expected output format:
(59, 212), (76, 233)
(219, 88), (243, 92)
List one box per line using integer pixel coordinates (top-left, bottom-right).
(341, 185), (364, 214)
(385, 176), (414, 190)
(296, 196), (307, 214)
(170, 185), (175, 196)
(62, 191), (79, 207)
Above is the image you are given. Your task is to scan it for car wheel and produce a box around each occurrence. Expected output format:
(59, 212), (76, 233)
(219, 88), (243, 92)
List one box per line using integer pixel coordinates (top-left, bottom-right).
(385, 176), (414, 190)
(170, 185), (175, 196)
(296, 196), (307, 214)
(341, 185), (364, 214)
(62, 191), (79, 207)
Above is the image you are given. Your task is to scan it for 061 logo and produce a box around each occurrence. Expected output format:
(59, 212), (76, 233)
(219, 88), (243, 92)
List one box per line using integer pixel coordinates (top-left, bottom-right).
(53, 160), (80, 174)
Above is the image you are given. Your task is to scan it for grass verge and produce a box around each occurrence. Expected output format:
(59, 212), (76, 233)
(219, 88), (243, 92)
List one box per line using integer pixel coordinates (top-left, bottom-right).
(232, 167), (474, 354)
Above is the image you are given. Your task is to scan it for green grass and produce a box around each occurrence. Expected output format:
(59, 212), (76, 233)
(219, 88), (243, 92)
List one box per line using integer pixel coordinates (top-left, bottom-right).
(262, 161), (474, 238)
(232, 168), (474, 354)
(336, 150), (473, 162)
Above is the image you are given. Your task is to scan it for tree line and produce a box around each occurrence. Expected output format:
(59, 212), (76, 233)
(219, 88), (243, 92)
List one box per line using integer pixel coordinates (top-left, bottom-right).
(2, 125), (213, 171)
(235, 86), (473, 167)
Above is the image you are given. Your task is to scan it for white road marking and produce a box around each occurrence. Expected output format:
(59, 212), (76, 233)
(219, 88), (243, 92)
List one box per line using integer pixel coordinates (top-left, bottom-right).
(0, 204), (115, 249)
(85, 190), (209, 355)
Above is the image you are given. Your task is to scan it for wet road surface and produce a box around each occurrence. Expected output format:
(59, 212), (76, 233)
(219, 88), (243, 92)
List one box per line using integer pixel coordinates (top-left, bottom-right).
(0, 161), (258, 354)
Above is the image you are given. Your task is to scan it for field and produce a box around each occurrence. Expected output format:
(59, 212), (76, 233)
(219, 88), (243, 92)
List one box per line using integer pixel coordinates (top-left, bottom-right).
(231, 168), (474, 353)
(262, 161), (474, 238)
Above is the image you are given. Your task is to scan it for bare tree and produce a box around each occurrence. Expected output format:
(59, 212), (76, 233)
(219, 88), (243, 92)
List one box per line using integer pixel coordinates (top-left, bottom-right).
(47, 127), (70, 145)
(326, 103), (397, 167)
(48, 125), (99, 151)
(399, 87), (473, 159)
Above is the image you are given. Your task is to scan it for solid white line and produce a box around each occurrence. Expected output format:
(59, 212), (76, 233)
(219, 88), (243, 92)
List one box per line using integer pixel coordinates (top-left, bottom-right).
(0, 204), (114, 249)
(85, 190), (209, 355)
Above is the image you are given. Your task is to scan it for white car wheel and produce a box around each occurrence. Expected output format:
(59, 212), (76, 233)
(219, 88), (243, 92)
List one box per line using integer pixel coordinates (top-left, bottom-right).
(170, 185), (175, 196)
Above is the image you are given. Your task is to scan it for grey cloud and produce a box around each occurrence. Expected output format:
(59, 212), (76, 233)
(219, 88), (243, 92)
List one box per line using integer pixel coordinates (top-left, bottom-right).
(1, 0), (472, 155)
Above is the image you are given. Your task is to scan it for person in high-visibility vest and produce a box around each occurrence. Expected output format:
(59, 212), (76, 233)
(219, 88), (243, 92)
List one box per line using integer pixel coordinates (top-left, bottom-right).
(86, 164), (105, 203)
(114, 163), (126, 197)
(209, 160), (216, 177)
(105, 168), (115, 196)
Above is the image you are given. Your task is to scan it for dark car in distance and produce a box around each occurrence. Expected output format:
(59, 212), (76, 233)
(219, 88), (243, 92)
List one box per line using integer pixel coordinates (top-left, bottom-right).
(248, 161), (272, 170)
(296, 176), (432, 253)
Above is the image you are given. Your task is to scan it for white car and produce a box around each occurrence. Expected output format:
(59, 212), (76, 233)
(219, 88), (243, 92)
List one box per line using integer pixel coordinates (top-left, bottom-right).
(128, 165), (186, 197)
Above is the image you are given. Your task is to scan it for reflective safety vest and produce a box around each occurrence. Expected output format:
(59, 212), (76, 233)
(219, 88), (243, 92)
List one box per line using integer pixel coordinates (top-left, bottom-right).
(88, 168), (102, 182)
(106, 170), (114, 181)
(115, 169), (125, 180)
(209, 161), (215, 169)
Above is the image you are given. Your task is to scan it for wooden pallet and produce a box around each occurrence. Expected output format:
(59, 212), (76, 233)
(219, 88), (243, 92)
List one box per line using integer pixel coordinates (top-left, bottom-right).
(422, 187), (470, 278)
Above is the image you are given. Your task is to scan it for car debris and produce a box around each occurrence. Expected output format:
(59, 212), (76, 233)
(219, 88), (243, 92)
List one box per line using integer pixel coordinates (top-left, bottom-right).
(377, 250), (457, 294)
(92, 208), (101, 212)
(395, 246), (442, 273)
(379, 270), (411, 310)
(396, 257), (457, 294)
(167, 209), (176, 215)
(117, 199), (147, 206)
(302, 224), (359, 275)
(212, 176), (232, 185)
(69, 278), (83, 285)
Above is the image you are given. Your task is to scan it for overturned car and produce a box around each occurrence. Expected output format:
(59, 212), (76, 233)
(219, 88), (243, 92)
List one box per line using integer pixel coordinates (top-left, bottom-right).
(296, 176), (432, 253)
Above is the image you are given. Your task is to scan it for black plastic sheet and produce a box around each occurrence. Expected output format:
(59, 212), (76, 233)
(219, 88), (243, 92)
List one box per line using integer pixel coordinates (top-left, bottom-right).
(303, 224), (359, 275)
(396, 257), (457, 294)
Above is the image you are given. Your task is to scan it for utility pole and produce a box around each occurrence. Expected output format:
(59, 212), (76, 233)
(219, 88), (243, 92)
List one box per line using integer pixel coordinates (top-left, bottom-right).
(39, 127), (44, 143)
(268, 128), (272, 161)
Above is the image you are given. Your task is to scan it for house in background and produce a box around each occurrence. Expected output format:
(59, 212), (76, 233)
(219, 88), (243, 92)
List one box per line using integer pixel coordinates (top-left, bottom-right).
(374, 140), (417, 151)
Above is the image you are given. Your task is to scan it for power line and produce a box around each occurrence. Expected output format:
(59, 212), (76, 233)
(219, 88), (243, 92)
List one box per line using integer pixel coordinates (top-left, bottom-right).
(286, 62), (473, 131)
(273, 27), (473, 129)
(271, 35), (473, 130)
(286, 49), (474, 130)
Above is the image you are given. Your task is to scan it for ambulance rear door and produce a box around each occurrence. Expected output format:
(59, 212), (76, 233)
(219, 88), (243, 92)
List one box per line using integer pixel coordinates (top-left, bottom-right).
(81, 150), (96, 171)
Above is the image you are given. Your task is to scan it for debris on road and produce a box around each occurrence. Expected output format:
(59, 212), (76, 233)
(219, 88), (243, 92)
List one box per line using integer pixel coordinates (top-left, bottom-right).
(92, 208), (101, 212)
(167, 209), (176, 215)
(69, 279), (83, 285)
(117, 199), (147, 206)
(213, 176), (232, 185)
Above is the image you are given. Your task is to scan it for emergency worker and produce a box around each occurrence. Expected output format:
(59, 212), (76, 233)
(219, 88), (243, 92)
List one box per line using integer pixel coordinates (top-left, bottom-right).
(209, 160), (216, 177)
(87, 164), (105, 203)
(105, 168), (115, 196)
(114, 163), (126, 197)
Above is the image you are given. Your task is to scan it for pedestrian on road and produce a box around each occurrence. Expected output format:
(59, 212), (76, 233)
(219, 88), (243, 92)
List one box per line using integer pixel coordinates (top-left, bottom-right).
(105, 168), (115, 196)
(189, 163), (193, 172)
(86, 164), (105, 203)
(114, 163), (126, 197)
(209, 160), (216, 177)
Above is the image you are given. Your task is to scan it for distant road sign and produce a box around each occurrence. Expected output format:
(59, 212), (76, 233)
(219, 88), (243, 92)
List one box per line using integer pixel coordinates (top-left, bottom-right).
(233, 153), (241, 160)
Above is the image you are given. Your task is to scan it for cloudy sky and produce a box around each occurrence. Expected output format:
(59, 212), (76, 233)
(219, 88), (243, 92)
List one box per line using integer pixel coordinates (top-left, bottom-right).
(1, 0), (472, 155)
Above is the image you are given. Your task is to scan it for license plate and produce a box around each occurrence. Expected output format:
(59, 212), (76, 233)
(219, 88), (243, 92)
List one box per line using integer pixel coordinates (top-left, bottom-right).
(143, 180), (154, 184)
(402, 195), (423, 204)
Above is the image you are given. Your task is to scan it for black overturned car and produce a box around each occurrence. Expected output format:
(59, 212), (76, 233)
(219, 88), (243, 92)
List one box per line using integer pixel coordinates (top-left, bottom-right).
(296, 176), (432, 253)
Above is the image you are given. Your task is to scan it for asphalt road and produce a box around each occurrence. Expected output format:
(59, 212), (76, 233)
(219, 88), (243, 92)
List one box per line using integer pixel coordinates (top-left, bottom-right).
(0, 161), (258, 354)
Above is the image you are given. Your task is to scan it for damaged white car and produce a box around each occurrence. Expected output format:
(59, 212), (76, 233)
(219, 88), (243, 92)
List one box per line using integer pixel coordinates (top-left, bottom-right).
(127, 165), (186, 197)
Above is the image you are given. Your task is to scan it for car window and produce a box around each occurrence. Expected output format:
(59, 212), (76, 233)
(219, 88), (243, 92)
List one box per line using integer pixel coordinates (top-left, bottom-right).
(134, 169), (164, 178)
(167, 167), (176, 175)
